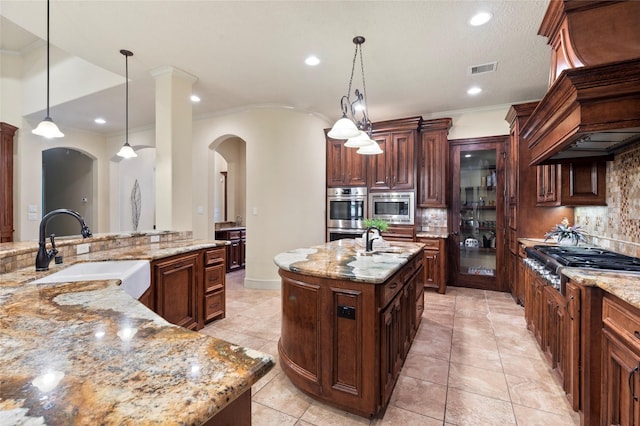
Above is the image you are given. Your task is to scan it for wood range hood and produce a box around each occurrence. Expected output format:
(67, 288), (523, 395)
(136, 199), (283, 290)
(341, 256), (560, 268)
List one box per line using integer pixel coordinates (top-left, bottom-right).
(522, 0), (640, 166)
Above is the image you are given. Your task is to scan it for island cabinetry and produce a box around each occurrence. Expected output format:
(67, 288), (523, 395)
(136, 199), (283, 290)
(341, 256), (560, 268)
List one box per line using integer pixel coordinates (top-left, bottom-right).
(278, 252), (422, 418)
(417, 118), (452, 207)
(417, 237), (446, 294)
(215, 228), (246, 272)
(602, 294), (640, 425)
(326, 135), (368, 187)
(152, 251), (202, 330)
(203, 247), (226, 323)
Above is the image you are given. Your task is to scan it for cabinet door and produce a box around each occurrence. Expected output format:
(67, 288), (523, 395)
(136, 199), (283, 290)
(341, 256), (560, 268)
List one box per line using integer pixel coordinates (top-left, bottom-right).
(228, 240), (242, 271)
(536, 164), (559, 205)
(418, 131), (447, 207)
(368, 134), (392, 190)
(345, 146), (368, 186)
(559, 161), (607, 206)
(327, 139), (347, 187)
(602, 329), (640, 426)
(506, 128), (518, 206)
(381, 296), (402, 405)
(565, 281), (581, 411)
(424, 249), (438, 288)
(153, 252), (201, 330)
(390, 131), (415, 190)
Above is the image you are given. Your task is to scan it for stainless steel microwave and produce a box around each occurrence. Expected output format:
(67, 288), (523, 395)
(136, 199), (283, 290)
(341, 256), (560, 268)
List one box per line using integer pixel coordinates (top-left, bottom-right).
(369, 192), (415, 225)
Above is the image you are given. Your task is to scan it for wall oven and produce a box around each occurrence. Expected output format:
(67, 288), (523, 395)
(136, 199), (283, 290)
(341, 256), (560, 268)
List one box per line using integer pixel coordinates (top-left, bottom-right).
(369, 192), (415, 225)
(327, 187), (367, 241)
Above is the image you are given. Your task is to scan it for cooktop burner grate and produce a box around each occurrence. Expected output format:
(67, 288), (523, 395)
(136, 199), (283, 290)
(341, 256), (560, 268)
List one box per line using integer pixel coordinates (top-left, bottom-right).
(533, 245), (640, 271)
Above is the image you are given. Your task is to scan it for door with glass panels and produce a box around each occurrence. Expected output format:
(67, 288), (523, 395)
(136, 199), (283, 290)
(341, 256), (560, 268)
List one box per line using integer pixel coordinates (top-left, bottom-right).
(449, 137), (506, 291)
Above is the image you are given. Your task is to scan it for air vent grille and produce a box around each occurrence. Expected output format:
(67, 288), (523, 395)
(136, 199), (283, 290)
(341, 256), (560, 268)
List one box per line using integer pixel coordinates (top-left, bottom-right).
(470, 62), (497, 75)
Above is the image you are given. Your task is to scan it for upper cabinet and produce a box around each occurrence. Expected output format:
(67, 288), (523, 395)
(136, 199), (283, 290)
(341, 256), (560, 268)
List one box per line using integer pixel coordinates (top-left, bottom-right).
(536, 161), (606, 206)
(326, 132), (368, 187)
(368, 130), (415, 191)
(417, 118), (452, 207)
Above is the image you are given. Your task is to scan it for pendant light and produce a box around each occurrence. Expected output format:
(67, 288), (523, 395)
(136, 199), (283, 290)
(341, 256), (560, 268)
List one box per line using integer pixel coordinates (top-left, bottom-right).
(32, 0), (64, 139)
(116, 49), (137, 159)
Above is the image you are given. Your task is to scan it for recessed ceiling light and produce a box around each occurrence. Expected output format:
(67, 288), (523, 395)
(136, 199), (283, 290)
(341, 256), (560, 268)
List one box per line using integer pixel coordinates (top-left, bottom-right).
(465, 154), (472, 158)
(94, 118), (106, 124)
(190, 95), (201, 102)
(305, 56), (320, 66)
(467, 87), (483, 95)
(470, 12), (492, 26)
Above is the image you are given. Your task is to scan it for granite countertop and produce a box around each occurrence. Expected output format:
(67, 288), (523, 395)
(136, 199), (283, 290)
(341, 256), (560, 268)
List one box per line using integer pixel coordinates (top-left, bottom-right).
(0, 239), (274, 425)
(273, 238), (424, 284)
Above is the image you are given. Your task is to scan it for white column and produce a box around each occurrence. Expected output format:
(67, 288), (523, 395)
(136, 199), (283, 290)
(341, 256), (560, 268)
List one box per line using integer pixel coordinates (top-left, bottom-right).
(151, 66), (197, 231)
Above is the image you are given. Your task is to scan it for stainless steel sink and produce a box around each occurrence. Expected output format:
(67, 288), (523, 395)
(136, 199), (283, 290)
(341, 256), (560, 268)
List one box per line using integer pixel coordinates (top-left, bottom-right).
(31, 260), (151, 299)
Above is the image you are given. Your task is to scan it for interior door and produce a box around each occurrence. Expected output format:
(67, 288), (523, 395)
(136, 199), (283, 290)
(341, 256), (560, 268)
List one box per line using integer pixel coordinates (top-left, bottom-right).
(449, 137), (506, 292)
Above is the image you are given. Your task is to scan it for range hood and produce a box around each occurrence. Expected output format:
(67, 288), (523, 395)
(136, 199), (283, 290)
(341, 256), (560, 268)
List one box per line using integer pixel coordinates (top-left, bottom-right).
(522, 0), (640, 166)
(523, 58), (640, 165)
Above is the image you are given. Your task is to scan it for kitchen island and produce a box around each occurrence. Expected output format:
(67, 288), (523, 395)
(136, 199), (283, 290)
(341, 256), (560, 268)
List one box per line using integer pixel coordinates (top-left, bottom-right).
(273, 239), (424, 418)
(0, 232), (274, 425)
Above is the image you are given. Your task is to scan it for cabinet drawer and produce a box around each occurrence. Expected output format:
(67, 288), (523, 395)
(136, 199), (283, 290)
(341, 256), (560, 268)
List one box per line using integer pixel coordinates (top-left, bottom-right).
(417, 237), (440, 250)
(381, 276), (404, 308)
(603, 296), (640, 349)
(205, 264), (225, 293)
(226, 230), (241, 240)
(205, 247), (225, 266)
(205, 290), (225, 321)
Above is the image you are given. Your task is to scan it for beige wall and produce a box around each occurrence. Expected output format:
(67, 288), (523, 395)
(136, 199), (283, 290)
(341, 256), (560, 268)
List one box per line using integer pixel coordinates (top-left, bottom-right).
(193, 108), (328, 289)
(427, 104), (511, 139)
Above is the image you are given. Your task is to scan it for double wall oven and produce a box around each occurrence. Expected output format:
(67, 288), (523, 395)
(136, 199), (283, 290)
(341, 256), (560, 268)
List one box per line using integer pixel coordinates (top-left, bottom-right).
(327, 187), (367, 241)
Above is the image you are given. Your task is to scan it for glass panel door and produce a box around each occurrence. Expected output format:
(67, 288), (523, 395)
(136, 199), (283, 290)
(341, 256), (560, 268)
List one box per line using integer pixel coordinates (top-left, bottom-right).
(459, 149), (497, 277)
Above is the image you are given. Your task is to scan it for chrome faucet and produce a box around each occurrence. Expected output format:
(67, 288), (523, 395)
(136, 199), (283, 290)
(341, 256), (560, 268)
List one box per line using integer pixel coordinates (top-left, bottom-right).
(365, 226), (380, 252)
(35, 209), (92, 271)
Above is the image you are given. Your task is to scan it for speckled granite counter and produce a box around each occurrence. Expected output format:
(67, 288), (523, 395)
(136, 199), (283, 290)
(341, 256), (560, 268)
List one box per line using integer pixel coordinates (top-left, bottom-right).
(273, 238), (424, 284)
(0, 238), (273, 425)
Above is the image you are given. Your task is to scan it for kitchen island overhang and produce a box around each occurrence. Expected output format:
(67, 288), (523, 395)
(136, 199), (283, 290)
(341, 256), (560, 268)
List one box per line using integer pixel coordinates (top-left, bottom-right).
(274, 239), (425, 418)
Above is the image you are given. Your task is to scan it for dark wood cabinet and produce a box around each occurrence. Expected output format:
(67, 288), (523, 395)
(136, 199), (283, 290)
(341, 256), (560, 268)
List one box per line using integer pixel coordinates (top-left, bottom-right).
(602, 294), (640, 426)
(1, 122), (17, 243)
(417, 237), (446, 294)
(152, 252), (202, 330)
(536, 161), (606, 206)
(381, 225), (415, 242)
(204, 247), (226, 323)
(368, 130), (415, 191)
(326, 136), (368, 187)
(215, 228), (246, 272)
(417, 118), (452, 207)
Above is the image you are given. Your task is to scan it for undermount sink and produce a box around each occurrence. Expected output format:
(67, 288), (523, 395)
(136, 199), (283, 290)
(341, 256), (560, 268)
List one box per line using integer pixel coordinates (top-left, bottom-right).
(31, 260), (151, 299)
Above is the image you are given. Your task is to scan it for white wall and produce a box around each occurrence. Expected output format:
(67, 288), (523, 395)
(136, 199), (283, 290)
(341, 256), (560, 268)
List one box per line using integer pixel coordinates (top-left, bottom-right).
(426, 104), (512, 140)
(114, 147), (157, 233)
(193, 108), (328, 289)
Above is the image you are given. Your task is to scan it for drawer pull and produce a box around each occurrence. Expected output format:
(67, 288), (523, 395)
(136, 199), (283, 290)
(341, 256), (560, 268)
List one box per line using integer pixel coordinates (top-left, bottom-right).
(635, 331), (640, 339)
(629, 366), (639, 402)
(389, 283), (398, 289)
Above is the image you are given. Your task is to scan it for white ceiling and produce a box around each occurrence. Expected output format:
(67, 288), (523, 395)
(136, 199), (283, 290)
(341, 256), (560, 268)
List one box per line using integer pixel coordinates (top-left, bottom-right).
(0, 0), (552, 135)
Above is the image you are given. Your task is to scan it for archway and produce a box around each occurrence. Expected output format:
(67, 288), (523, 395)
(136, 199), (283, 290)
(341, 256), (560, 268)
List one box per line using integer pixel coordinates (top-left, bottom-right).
(209, 136), (247, 230)
(42, 147), (96, 236)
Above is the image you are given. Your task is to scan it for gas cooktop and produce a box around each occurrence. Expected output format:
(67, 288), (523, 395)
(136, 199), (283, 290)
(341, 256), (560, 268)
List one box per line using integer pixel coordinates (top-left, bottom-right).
(533, 245), (640, 272)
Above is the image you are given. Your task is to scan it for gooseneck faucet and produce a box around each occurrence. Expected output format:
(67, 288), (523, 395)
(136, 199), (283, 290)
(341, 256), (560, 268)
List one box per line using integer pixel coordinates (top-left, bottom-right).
(365, 226), (380, 253)
(35, 209), (92, 271)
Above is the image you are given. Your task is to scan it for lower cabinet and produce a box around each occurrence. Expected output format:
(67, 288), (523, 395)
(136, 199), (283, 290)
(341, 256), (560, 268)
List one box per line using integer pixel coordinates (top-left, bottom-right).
(417, 237), (446, 294)
(152, 252), (202, 330)
(148, 247), (227, 331)
(215, 228), (246, 272)
(602, 294), (640, 425)
(204, 247), (226, 323)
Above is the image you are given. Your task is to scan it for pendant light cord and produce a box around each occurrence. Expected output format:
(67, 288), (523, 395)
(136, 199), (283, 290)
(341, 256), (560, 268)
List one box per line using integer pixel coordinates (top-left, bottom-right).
(46, 0), (50, 117)
(125, 53), (129, 144)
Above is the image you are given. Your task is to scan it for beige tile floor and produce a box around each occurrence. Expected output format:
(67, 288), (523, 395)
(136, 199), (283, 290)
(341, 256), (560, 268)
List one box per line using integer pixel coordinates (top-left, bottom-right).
(200, 270), (581, 425)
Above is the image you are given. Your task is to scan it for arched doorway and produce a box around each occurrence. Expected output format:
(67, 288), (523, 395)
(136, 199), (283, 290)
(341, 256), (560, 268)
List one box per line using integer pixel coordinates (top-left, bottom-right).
(42, 147), (96, 237)
(210, 137), (246, 229)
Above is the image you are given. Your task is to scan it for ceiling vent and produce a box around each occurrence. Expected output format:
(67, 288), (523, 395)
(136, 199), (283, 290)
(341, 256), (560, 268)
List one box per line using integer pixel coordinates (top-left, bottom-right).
(469, 62), (498, 75)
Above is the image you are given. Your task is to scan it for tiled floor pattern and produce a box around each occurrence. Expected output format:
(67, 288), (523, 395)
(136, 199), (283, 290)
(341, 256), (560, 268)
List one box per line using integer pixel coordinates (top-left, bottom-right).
(200, 270), (581, 425)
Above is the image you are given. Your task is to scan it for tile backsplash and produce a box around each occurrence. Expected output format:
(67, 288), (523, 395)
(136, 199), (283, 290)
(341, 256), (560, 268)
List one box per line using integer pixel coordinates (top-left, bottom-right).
(575, 144), (640, 257)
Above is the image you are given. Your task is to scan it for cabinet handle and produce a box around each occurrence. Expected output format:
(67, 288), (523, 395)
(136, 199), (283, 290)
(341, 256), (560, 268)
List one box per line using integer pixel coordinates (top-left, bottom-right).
(417, 304), (423, 311)
(389, 283), (398, 289)
(629, 366), (639, 402)
(565, 295), (575, 321)
(635, 331), (640, 340)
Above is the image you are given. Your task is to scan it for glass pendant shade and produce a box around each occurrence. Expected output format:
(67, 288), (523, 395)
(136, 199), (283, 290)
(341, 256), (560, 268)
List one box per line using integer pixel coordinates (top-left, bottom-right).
(32, 117), (64, 138)
(357, 140), (383, 155)
(327, 117), (360, 139)
(344, 131), (375, 148)
(117, 142), (137, 159)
